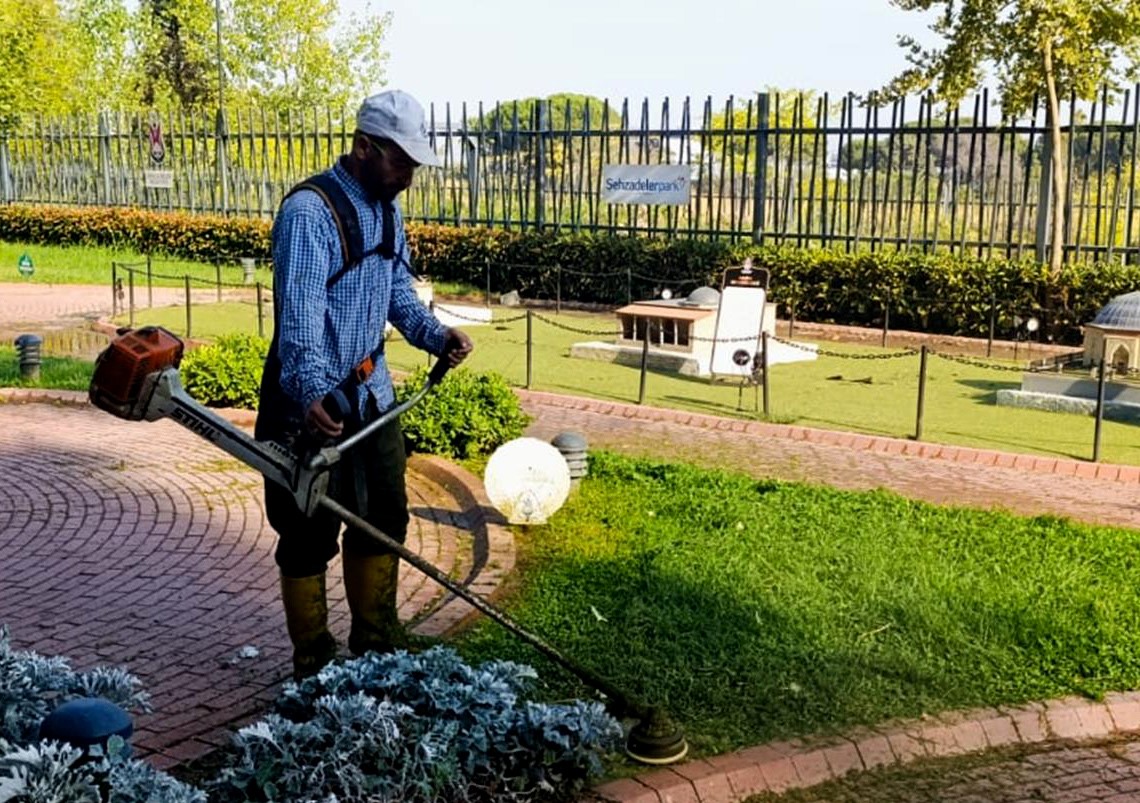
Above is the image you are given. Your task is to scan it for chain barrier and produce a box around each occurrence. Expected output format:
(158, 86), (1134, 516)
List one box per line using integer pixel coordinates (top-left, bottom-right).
(433, 305), (527, 325)
(770, 335), (917, 360)
(118, 264), (268, 290)
(531, 312), (621, 337)
(928, 349), (1029, 373)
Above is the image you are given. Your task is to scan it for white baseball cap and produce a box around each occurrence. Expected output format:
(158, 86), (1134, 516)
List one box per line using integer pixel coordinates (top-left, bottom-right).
(356, 90), (440, 167)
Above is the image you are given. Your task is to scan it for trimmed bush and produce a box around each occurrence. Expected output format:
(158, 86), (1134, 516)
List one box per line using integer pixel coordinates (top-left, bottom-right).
(395, 366), (530, 459)
(5, 203), (1140, 343)
(180, 334), (269, 409)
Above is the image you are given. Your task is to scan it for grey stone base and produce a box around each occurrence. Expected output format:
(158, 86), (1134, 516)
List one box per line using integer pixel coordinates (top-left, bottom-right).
(570, 342), (705, 376)
(995, 389), (1140, 423)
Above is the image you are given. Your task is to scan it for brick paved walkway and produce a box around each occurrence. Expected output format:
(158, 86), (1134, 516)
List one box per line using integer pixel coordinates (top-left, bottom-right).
(0, 402), (501, 769)
(759, 737), (1140, 803)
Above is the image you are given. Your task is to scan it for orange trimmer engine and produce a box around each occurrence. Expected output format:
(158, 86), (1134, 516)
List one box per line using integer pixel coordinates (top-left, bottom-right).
(90, 326), (184, 420)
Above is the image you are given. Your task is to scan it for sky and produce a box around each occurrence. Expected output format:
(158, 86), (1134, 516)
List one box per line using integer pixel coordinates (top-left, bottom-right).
(351, 0), (942, 108)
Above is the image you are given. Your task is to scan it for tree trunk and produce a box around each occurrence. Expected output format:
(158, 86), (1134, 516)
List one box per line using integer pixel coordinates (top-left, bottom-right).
(1043, 39), (1066, 279)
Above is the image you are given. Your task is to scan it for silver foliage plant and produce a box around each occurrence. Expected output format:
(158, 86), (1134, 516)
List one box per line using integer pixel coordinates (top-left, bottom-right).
(0, 628), (203, 803)
(212, 647), (624, 803)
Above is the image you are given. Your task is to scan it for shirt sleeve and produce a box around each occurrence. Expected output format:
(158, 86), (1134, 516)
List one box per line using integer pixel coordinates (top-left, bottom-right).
(387, 209), (449, 356)
(272, 193), (336, 409)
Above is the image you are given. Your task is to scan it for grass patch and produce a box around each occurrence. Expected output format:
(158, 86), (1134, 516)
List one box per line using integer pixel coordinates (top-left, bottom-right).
(0, 346), (93, 390)
(0, 240), (273, 287)
(112, 302), (1140, 463)
(116, 300), (271, 340)
(455, 451), (1140, 759)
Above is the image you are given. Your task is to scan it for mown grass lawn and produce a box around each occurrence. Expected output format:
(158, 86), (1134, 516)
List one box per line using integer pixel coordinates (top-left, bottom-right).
(454, 451), (1140, 760)
(107, 300), (1140, 463)
(0, 240), (274, 287)
(0, 346), (94, 390)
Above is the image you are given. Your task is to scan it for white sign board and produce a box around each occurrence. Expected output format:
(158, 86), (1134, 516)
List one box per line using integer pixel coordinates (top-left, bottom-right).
(602, 164), (689, 205)
(144, 169), (174, 189)
(709, 264), (768, 378)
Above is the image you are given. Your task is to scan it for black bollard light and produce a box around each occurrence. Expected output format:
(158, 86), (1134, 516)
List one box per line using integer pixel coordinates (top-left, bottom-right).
(14, 334), (43, 380)
(551, 431), (589, 486)
(39, 698), (134, 756)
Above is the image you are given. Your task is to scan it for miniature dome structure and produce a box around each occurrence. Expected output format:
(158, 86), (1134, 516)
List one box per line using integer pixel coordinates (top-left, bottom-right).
(1083, 291), (1140, 373)
(681, 286), (720, 307)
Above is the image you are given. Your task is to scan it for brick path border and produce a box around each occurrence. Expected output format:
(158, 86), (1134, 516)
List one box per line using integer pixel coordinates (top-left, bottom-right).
(9, 387), (1140, 801)
(514, 389), (1140, 485)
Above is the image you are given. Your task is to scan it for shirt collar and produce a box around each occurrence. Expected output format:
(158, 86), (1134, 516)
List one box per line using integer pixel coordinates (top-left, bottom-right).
(332, 157), (371, 205)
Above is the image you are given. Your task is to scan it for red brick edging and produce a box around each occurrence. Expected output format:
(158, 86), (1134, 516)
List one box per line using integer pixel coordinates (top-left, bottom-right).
(515, 389), (1140, 485)
(585, 693), (1140, 802)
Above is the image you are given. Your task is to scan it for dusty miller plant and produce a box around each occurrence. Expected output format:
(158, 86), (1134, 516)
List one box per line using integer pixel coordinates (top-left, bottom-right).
(211, 647), (623, 802)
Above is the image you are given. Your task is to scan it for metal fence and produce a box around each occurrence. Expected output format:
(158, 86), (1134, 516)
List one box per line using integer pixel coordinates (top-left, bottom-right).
(5, 89), (1140, 261)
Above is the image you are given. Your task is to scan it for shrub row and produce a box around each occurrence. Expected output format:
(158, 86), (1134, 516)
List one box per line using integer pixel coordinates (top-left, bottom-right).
(5, 204), (1140, 343)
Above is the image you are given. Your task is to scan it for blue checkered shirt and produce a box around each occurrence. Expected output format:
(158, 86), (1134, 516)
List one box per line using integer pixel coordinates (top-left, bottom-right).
(271, 161), (448, 418)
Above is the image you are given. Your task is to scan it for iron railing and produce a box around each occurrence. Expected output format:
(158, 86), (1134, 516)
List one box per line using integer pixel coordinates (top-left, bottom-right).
(4, 89), (1140, 261)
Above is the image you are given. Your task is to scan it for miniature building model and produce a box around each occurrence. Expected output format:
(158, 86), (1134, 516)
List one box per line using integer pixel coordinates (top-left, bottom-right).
(614, 286), (723, 365)
(1082, 291), (1140, 373)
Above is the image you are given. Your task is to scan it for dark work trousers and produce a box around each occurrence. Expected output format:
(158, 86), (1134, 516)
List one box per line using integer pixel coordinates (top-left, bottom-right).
(262, 398), (409, 579)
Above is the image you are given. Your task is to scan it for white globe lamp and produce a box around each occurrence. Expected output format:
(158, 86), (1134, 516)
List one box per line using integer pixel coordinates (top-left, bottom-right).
(484, 438), (572, 525)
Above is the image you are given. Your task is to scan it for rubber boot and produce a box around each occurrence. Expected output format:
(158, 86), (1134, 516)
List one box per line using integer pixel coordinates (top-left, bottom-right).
(280, 573), (338, 681)
(343, 553), (408, 656)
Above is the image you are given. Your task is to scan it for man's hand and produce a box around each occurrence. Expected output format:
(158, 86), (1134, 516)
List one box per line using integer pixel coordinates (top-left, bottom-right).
(306, 398), (344, 438)
(443, 328), (474, 367)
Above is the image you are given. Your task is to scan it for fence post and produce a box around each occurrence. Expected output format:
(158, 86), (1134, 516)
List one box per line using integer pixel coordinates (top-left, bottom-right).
(0, 134), (11, 204)
(881, 294), (890, 348)
(184, 275), (192, 338)
(1034, 135), (1054, 265)
(485, 258), (492, 307)
(215, 263), (222, 302)
(626, 266), (632, 305)
(256, 281), (265, 338)
(752, 92), (770, 245)
(525, 310), (533, 389)
(556, 263), (562, 315)
(138, 253), (150, 308)
(1093, 347), (1108, 462)
(128, 268), (135, 328)
(915, 345), (928, 441)
(216, 108), (230, 216)
(534, 101), (545, 232)
(111, 262), (118, 317)
(761, 331), (771, 418)
(788, 301), (796, 338)
(986, 293), (996, 358)
(638, 322), (651, 404)
(97, 111), (112, 205)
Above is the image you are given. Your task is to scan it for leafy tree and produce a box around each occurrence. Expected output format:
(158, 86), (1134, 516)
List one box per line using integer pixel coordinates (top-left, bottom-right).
(135, 0), (216, 108)
(882, 0), (1140, 277)
(0, 0), (80, 133)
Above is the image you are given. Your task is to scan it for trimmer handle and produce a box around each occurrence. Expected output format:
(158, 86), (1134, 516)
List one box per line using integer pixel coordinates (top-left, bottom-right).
(427, 355), (451, 388)
(319, 357), (451, 426)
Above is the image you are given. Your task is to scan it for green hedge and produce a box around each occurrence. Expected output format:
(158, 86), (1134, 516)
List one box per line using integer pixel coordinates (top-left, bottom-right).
(4, 204), (1139, 344)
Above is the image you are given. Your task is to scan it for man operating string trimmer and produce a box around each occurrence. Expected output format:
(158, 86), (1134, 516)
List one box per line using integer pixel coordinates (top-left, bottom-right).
(257, 90), (473, 680)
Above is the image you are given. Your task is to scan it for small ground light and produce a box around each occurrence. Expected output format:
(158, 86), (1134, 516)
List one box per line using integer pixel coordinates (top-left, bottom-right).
(39, 698), (134, 755)
(14, 333), (43, 380)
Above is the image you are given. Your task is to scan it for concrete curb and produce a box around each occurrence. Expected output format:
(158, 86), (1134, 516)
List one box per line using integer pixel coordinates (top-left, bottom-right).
(585, 693), (1140, 802)
(514, 389), (1140, 485)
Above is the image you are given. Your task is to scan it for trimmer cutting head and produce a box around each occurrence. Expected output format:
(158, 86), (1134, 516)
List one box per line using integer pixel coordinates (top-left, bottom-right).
(625, 706), (689, 765)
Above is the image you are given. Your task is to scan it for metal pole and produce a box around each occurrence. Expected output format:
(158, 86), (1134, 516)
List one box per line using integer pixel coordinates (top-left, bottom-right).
(111, 262), (118, 317)
(0, 135), (11, 204)
(761, 331), (770, 418)
(638, 321), (651, 404)
(556, 263), (562, 315)
(987, 293), (996, 358)
(525, 310), (533, 389)
(1094, 348), (1108, 462)
(185, 275), (192, 338)
(146, 253), (153, 308)
(788, 302), (796, 338)
(256, 281), (265, 338)
(881, 295), (890, 348)
(215, 263), (222, 302)
(534, 101), (545, 232)
(213, 0), (229, 215)
(753, 92), (770, 245)
(98, 111), (112, 205)
(1035, 134), (1054, 265)
(915, 345), (928, 441)
(128, 268), (135, 328)
(485, 258), (492, 307)
(627, 266), (632, 305)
